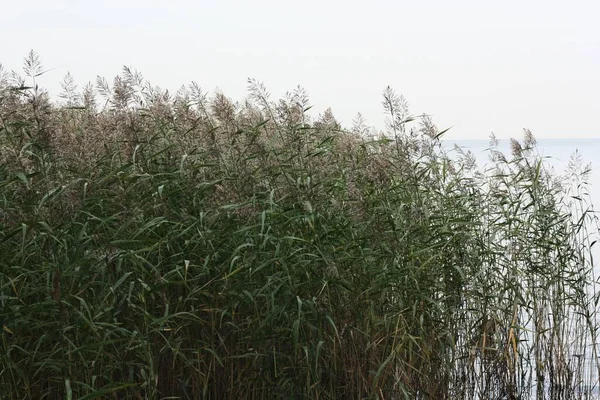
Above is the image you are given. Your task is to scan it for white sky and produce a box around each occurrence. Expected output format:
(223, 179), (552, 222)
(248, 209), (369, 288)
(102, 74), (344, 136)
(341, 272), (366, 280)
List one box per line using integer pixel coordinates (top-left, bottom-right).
(2, 0), (599, 140)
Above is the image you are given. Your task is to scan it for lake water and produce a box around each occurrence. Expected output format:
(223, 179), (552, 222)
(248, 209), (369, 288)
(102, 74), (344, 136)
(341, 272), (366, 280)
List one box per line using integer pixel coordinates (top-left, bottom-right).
(443, 138), (600, 204)
(444, 138), (600, 398)
(444, 138), (600, 260)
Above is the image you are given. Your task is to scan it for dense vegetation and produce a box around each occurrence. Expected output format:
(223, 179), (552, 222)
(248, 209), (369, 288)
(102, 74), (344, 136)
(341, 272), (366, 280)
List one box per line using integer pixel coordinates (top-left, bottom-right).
(1, 52), (599, 399)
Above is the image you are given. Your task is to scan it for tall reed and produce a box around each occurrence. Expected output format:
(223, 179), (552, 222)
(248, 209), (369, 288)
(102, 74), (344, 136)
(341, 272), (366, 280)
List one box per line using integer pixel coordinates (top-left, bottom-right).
(1, 52), (598, 399)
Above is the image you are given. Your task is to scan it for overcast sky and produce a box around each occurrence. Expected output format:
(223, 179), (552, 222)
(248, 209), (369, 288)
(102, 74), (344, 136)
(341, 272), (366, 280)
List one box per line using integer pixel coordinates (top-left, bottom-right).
(2, 0), (599, 140)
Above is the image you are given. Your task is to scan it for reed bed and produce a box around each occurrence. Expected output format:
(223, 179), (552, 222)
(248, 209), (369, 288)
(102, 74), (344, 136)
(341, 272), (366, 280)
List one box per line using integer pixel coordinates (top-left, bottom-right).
(1, 51), (599, 399)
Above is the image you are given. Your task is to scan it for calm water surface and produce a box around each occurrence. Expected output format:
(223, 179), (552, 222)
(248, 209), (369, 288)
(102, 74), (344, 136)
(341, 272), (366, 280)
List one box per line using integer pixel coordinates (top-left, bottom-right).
(443, 138), (599, 197)
(443, 138), (600, 212)
(445, 139), (600, 397)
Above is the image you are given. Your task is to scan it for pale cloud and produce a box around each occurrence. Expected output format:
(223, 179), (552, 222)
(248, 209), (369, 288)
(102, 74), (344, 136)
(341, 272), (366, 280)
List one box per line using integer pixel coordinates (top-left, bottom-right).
(2, 0), (599, 139)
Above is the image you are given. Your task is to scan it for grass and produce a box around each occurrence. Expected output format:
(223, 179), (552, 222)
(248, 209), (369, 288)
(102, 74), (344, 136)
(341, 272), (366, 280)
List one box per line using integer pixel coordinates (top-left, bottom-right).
(1, 51), (599, 399)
